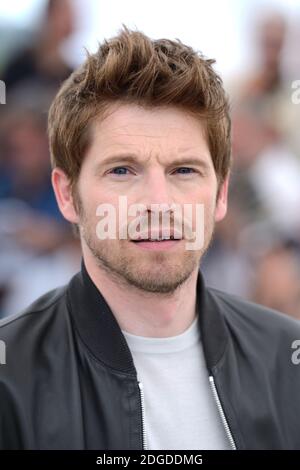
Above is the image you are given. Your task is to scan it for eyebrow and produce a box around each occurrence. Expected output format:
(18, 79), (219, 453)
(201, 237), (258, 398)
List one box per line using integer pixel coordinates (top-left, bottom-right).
(96, 155), (142, 168)
(166, 157), (211, 170)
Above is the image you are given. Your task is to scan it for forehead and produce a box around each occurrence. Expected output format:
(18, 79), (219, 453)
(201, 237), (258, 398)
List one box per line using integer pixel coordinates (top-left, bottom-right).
(89, 103), (209, 152)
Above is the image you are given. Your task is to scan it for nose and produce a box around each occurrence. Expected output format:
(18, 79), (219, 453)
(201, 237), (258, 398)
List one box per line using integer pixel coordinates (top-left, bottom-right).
(137, 168), (174, 210)
(130, 168), (181, 237)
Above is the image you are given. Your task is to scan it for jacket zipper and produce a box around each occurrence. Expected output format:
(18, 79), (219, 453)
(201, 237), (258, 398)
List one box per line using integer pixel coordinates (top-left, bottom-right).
(138, 377), (235, 450)
(138, 381), (148, 450)
(209, 375), (237, 450)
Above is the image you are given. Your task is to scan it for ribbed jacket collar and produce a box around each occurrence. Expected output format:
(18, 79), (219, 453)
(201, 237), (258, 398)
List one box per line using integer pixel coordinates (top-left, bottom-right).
(67, 259), (229, 376)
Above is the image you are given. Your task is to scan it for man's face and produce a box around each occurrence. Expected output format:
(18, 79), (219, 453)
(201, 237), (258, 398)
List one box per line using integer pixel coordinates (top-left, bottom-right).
(68, 103), (228, 293)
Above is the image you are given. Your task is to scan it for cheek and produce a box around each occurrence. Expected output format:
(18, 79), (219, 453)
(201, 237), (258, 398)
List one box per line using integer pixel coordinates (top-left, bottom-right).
(77, 180), (112, 215)
(192, 185), (218, 212)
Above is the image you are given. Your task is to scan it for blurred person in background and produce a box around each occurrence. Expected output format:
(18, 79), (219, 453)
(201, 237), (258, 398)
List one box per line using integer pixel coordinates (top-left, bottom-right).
(0, 106), (80, 317)
(202, 9), (300, 316)
(231, 99), (300, 237)
(1, 0), (75, 98)
(0, 0), (79, 317)
(0, 108), (61, 220)
(238, 11), (286, 99)
(202, 96), (300, 311)
(231, 10), (300, 158)
(252, 243), (300, 319)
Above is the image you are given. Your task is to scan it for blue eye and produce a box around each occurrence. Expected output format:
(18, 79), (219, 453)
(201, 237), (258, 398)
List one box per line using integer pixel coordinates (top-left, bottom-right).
(110, 167), (129, 175)
(175, 167), (195, 174)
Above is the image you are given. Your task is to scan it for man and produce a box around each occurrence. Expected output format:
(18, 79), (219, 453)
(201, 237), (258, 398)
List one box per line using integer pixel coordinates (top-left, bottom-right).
(0, 28), (300, 450)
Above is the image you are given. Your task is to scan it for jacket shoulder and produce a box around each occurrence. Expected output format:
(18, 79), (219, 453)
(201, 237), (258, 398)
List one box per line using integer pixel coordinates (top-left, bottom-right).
(0, 285), (68, 336)
(207, 286), (300, 340)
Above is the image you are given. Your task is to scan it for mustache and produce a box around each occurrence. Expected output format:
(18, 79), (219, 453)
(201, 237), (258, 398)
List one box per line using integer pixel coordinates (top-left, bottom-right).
(120, 211), (195, 241)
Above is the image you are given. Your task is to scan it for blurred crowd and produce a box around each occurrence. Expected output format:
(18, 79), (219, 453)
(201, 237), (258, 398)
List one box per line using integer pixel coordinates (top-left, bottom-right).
(0, 1), (300, 319)
(202, 12), (300, 319)
(0, 0), (81, 317)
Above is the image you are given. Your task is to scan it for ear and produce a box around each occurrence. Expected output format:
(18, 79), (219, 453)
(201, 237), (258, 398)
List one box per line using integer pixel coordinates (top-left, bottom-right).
(214, 174), (229, 223)
(51, 167), (79, 224)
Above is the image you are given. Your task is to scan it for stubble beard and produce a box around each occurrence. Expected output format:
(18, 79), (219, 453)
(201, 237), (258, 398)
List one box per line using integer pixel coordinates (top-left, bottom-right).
(76, 197), (215, 295)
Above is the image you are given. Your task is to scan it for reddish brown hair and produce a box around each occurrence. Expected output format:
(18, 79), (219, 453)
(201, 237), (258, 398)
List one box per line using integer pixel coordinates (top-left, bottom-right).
(48, 27), (231, 188)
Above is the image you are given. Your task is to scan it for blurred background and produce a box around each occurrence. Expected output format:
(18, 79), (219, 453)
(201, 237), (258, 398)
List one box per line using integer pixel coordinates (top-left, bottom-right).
(0, 0), (300, 319)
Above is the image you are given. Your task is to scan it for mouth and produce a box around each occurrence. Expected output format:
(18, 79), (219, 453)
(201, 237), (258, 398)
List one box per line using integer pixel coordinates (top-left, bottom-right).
(130, 233), (183, 251)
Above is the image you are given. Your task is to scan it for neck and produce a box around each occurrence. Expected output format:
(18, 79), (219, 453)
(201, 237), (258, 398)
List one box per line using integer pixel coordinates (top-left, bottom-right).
(82, 250), (199, 338)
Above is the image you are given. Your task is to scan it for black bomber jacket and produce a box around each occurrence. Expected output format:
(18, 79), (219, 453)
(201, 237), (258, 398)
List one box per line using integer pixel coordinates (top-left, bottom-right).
(0, 260), (300, 450)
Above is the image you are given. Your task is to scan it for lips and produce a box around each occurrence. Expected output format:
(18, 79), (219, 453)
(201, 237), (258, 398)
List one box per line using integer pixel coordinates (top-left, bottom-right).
(132, 236), (180, 242)
(130, 230), (183, 251)
(131, 239), (182, 251)
(130, 230), (183, 242)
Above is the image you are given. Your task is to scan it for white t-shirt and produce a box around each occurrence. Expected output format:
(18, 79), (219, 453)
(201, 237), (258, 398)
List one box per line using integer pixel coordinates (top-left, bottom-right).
(122, 315), (231, 450)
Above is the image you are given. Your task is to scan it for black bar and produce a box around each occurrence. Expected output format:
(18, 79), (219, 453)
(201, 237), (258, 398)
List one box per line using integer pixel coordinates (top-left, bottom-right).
(0, 450), (299, 467)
